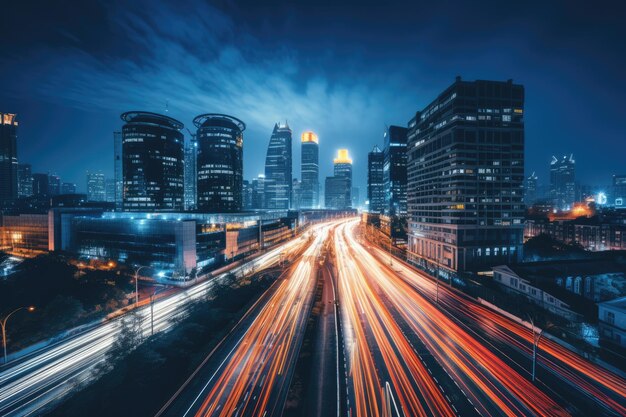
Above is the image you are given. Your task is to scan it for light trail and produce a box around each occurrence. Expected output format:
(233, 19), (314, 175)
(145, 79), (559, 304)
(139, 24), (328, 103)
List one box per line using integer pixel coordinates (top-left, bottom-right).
(179, 222), (336, 417)
(362, 223), (626, 416)
(0, 229), (313, 417)
(334, 222), (456, 417)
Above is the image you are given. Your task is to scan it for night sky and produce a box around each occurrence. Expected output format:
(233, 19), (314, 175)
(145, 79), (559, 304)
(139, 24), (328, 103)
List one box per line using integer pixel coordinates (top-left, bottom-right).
(1, 0), (625, 195)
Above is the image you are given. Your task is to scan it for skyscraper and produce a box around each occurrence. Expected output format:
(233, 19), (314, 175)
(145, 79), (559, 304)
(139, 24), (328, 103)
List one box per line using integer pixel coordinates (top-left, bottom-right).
(48, 174), (61, 196)
(550, 154), (576, 210)
(0, 113), (18, 204)
(86, 171), (106, 201)
(32, 173), (49, 197)
(184, 132), (198, 210)
(61, 182), (77, 194)
(17, 163), (33, 198)
(325, 176), (350, 209)
(105, 178), (116, 202)
(121, 111), (185, 211)
(613, 174), (626, 207)
(113, 131), (123, 210)
(525, 172), (538, 206)
(242, 180), (253, 210)
(195, 114), (245, 212)
(264, 123), (292, 209)
(251, 174), (266, 210)
(383, 125), (408, 216)
(407, 77), (525, 273)
(325, 149), (353, 209)
(351, 186), (360, 209)
(300, 131), (319, 208)
(367, 145), (385, 213)
(292, 178), (302, 209)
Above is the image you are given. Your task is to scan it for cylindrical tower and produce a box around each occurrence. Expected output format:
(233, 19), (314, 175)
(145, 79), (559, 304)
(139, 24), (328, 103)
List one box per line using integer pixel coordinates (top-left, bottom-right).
(194, 114), (246, 212)
(120, 111), (185, 211)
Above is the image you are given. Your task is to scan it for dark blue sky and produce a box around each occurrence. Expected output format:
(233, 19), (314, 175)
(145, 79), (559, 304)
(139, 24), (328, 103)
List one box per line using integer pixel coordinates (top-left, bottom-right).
(1, 0), (625, 194)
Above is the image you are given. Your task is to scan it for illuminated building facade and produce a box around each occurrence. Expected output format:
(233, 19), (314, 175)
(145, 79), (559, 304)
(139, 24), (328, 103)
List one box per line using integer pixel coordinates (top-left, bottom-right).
(113, 131), (123, 210)
(121, 111), (184, 211)
(324, 176), (351, 209)
(86, 171), (106, 202)
(613, 174), (626, 208)
(251, 174), (266, 209)
(525, 172), (538, 205)
(17, 163), (33, 198)
(264, 123), (293, 209)
(48, 174), (61, 196)
(367, 145), (385, 213)
(550, 154), (576, 210)
(184, 132), (198, 210)
(32, 173), (49, 197)
(195, 114), (245, 212)
(0, 113), (19, 204)
(407, 77), (525, 273)
(383, 125), (408, 216)
(62, 182), (77, 195)
(300, 131), (319, 208)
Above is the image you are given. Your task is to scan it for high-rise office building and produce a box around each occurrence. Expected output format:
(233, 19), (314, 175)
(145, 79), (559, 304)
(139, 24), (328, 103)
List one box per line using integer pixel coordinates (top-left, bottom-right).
(61, 182), (77, 194)
(333, 148), (353, 203)
(251, 174), (266, 210)
(195, 114), (245, 212)
(17, 163), (33, 198)
(105, 178), (116, 202)
(48, 174), (61, 196)
(367, 145), (385, 213)
(121, 111), (185, 211)
(292, 178), (302, 209)
(351, 186), (360, 209)
(325, 176), (351, 209)
(32, 173), (49, 197)
(184, 132), (198, 211)
(613, 174), (626, 208)
(407, 77), (525, 273)
(0, 113), (18, 204)
(113, 131), (123, 210)
(550, 154), (576, 210)
(264, 123), (292, 209)
(383, 125), (408, 216)
(86, 171), (106, 201)
(300, 131), (319, 208)
(525, 172), (538, 206)
(242, 180), (253, 210)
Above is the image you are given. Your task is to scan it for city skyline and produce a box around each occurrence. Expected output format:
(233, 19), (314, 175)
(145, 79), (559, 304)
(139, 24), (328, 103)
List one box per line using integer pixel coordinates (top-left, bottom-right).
(1, 1), (625, 192)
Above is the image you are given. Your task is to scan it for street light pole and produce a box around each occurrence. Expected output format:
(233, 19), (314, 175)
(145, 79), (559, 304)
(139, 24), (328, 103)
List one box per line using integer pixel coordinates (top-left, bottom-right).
(528, 316), (553, 382)
(1, 306), (35, 364)
(134, 266), (149, 307)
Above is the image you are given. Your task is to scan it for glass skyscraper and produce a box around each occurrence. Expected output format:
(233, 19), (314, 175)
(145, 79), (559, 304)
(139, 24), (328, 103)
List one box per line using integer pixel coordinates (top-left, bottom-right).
(384, 125), (408, 216)
(550, 154), (576, 210)
(195, 113), (245, 212)
(121, 111), (185, 211)
(113, 131), (123, 210)
(300, 131), (319, 208)
(367, 145), (384, 213)
(264, 123), (292, 210)
(184, 132), (198, 211)
(325, 149), (353, 209)
(0, 113), (18, 204)
(407, 77), (525, 273)
(17, 163), (33, 198)
(86, 171), (106, 202)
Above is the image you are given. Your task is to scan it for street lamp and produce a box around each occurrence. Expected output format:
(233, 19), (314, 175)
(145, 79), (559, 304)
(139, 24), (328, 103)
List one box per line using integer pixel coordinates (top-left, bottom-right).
(1, 306), (35, 364)
(134, 266), (150, 307)
(527, 315), (554, 382)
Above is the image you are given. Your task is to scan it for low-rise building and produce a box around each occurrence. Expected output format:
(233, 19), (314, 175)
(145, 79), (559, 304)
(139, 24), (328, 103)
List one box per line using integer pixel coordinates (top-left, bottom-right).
(598, 296), (626, 348)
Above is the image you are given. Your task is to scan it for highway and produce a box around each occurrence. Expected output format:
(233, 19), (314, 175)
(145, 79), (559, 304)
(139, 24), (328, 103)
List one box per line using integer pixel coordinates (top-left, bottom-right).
(156, 222), (335, 417)
(0, 228), (313, 417)
(356, 221), (626, 416)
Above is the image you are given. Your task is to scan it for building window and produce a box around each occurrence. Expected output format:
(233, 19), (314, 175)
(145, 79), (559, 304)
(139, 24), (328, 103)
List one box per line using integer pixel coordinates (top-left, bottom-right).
(606, 311), (615, 325)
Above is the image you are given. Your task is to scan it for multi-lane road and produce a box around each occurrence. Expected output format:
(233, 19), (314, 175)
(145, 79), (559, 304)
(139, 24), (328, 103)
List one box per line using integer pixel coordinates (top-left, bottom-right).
(1, 217), (625, 417)
(0, 226), (314, 417)
(157, 222), (335, 417)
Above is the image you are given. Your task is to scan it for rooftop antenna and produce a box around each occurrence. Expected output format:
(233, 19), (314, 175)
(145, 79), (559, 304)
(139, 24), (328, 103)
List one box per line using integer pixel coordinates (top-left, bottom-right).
(165, 99), (169, 113)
